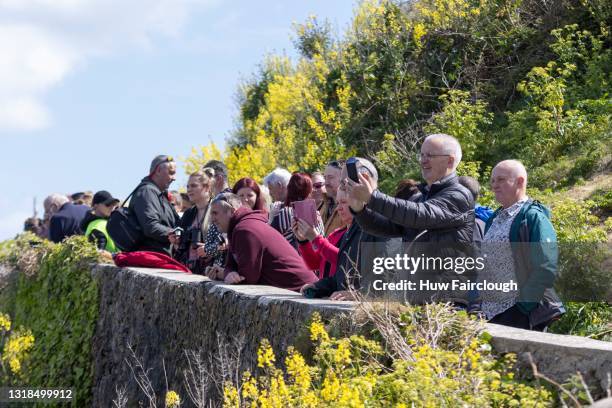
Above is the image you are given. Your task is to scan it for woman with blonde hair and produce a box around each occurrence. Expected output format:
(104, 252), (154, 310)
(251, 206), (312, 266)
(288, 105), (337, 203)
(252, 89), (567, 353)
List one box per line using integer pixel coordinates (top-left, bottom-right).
(174, 168), (215, 274)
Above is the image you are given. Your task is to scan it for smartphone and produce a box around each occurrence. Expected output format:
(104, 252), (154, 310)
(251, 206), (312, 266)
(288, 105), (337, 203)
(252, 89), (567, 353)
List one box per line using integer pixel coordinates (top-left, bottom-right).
(346, 157), (360, 183)
(292, 199), (318, 227)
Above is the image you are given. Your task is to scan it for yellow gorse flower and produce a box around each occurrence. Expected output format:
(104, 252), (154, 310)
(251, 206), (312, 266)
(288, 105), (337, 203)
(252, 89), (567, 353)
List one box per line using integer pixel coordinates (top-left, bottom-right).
(165, 390), (180, 407)
(0, 313), (11, 332)
(257, 339), (276, 369)
(2, 328), (34, 375)
(309, 313), (329, 343)
(321, 371), (340, 401)
(285, 347), (311, 391)
(222, 383), (239, 408)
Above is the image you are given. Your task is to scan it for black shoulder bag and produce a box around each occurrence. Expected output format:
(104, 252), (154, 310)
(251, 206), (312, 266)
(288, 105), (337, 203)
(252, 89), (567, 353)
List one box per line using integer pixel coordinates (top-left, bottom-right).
(107, 183), (146, 252)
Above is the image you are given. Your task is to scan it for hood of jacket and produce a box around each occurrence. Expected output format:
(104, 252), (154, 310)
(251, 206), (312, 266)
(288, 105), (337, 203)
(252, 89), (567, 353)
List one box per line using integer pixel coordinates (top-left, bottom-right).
(227, 207), (269, 239)
(141, 175), (171, 194)
(523, 200), (552, 219)
(489, 199), (552, 226)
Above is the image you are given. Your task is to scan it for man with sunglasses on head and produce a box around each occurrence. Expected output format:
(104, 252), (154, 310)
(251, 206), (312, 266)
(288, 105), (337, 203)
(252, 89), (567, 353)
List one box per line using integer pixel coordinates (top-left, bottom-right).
(128, 155), (180, 255)
(346, 134), (475, 305)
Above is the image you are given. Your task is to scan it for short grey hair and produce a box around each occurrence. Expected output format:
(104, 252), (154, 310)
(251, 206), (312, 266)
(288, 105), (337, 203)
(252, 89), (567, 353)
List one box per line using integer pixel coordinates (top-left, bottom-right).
(211, 192), (242, 210)
(424, 133), (462, 171)
(44, 193), (69, 211)
(263, 168), (291, 187)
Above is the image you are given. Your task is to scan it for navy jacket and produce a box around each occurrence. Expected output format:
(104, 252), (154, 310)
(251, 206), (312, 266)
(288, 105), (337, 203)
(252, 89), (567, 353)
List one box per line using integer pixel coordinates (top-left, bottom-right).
(49, 202), (90, 243)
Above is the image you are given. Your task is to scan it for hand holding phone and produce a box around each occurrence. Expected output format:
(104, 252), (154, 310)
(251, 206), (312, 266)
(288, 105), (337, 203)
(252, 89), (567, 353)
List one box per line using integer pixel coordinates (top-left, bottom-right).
(346, 157), (360, 183)
(292, 198), (318, 227)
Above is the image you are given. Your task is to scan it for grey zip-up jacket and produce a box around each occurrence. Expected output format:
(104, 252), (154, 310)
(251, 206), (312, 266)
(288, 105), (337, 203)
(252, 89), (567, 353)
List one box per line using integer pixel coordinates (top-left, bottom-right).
(128, 177), (180, 255)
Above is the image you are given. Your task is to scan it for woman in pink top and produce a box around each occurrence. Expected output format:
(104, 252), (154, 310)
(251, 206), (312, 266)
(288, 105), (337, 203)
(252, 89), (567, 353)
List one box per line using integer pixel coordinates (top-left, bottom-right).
(293, 188), (353, 279)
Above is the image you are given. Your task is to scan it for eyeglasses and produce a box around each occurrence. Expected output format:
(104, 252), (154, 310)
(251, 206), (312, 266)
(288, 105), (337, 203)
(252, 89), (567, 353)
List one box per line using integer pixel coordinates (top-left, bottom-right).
(417, 152), (451, 161)
(313, 182), (324, 189)
(327, 160), (346, 169)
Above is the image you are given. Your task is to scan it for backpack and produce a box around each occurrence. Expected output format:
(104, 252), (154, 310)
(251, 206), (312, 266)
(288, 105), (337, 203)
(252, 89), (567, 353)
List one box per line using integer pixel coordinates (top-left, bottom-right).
(107, 183), (146, 252)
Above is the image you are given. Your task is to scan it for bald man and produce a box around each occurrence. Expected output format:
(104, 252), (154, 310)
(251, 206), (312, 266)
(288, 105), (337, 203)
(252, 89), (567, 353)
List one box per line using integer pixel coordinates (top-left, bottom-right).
(480, 160), (564, 330)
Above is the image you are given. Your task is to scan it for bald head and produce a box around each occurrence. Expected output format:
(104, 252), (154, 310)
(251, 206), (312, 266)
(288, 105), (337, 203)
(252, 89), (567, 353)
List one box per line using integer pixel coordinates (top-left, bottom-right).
(494, 160), (527, 182)
(491, 160), (528, 208)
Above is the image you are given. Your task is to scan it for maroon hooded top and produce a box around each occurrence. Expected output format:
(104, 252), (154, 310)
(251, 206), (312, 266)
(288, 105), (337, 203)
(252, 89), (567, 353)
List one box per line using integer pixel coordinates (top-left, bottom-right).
(224, 207), (317, 291)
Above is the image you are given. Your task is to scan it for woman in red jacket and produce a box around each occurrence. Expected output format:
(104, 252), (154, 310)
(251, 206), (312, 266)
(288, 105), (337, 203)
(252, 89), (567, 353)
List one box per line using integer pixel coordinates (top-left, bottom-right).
(293, 188), (353, 279)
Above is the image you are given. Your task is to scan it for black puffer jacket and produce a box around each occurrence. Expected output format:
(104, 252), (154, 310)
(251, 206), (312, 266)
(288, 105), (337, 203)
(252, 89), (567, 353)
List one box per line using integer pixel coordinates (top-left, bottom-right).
(128, 177), (180, 255)
(354, 173), (475, 304)
(354, 173), (474, 244)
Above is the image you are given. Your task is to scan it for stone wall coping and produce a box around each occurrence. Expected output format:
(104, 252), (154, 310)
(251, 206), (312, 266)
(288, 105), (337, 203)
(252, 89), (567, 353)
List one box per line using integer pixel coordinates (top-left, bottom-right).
(94, 264), (356, 311)
(97, 264), (612, 352)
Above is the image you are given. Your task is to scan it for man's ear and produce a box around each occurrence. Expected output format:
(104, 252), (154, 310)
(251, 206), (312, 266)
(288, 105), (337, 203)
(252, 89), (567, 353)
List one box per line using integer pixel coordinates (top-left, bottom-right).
(516, 176), (526, 188)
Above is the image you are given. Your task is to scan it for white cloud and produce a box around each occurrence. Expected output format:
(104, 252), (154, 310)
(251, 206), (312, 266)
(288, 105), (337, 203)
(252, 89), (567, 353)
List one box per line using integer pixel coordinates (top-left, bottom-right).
(0, 0), (217, 132)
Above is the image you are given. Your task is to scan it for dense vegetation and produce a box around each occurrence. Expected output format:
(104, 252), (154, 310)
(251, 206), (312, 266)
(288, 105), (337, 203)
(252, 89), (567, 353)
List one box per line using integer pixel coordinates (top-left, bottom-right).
(186, 0), (610, 190)
(0, 235), (100, 406)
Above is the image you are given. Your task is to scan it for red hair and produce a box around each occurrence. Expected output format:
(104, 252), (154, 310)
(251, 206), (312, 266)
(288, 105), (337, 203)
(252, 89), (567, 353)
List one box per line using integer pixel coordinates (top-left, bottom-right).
(232, 177), (267, 212)
(285, 173), (312, 206)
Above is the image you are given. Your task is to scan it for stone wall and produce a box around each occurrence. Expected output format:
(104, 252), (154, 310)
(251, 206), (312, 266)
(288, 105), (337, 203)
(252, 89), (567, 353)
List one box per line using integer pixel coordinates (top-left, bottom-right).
(91, 265), (353, 406)
(91, 265), (612, 406)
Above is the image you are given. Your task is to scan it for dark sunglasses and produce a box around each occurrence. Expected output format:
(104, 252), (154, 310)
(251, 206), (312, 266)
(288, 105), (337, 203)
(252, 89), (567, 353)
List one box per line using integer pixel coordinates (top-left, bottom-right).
(327, 160), (346, 169)
(313, 182), (324, 189)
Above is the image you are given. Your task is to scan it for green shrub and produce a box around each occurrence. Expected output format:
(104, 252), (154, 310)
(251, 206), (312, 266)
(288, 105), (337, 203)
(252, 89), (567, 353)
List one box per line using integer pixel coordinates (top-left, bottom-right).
(0, 235), (100, 406)
(589, 188), (612, 214)
(549, 302), (612, 341)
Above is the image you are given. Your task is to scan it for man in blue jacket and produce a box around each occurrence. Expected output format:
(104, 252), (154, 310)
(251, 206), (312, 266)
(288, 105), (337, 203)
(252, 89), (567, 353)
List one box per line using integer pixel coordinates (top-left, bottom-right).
(483, 160), (564, 330)
(44, 193), (90, 243)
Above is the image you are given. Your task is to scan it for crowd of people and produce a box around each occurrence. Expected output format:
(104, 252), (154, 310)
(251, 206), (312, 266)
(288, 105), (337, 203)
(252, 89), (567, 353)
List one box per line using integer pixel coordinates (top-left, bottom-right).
(26, 133), (564, 331)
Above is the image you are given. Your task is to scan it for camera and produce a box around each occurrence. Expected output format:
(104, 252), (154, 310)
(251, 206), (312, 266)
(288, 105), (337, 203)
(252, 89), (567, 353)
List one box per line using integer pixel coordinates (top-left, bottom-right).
(173, 227), (184, 238)
(190, 228), (203, 249)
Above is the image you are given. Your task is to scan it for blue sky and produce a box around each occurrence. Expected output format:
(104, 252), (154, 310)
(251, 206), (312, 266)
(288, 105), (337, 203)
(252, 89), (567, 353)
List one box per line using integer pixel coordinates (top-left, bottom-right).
(0, 0), (356, 240)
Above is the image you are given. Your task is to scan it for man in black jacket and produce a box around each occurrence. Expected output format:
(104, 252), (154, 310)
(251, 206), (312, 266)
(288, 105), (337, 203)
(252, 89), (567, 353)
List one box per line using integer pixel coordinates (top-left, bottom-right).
(347, 134), (475, 304)
(128, 155), (180, 255)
